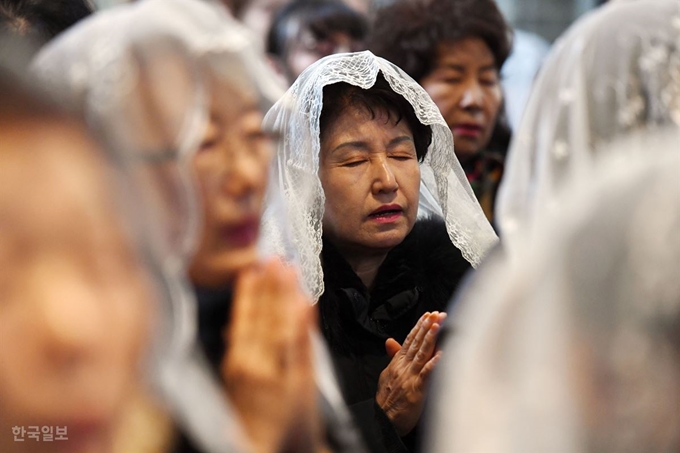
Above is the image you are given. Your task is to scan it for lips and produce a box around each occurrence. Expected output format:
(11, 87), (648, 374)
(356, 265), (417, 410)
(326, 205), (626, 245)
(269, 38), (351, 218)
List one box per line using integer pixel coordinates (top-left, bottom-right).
(222, 216), (259, 247)
(453, 123), (483, 138)
(368, 204), (403, 223)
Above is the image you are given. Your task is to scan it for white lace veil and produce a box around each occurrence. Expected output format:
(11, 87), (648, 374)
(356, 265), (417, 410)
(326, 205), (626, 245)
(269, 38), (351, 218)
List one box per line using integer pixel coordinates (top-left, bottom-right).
(428, 131), (680, 453)
(33, 1), (283, 452)
(496, 0), (680, 250)
(261, 51), (498, 301)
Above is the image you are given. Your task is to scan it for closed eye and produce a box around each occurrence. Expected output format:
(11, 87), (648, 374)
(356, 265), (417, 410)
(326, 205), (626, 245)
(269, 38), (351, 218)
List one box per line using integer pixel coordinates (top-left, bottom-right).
(342, 160), (367, 168)
(389, 155), (414, 161)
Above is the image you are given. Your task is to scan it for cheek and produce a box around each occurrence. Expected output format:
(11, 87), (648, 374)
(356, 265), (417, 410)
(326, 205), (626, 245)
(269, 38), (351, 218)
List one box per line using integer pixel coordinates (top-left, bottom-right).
(484, 87), (503, 120)
(399, 164), (421, 212)
(423, 83), (460, 120)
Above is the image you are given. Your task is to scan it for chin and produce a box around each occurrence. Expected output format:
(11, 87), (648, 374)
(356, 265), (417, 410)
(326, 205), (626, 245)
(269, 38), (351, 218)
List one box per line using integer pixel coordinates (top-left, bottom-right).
(190, 245), (260, 288)
(365, 230), (409, 251)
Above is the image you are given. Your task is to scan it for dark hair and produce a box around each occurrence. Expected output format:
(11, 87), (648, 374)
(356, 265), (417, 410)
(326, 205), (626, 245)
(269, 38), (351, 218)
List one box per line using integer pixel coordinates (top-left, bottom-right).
(0, 0), (92, 43)
(319, 72), (432, 161)
(368, 0), (512, 82)
(267, 0), (368, 57)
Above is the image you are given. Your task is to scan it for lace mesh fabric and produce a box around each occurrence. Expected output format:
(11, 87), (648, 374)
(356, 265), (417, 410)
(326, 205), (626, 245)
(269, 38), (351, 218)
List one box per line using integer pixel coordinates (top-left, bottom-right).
(262, 51), (498, 301)
(429, 136), (680, 453)
(496, 0), (680, 250)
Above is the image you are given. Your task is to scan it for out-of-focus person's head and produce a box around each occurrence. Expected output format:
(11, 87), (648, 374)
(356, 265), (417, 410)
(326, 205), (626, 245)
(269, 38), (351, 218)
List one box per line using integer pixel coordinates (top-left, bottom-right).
(368, 0), (512, 162)
(0, 0), (92, 44)
(187, 72), (276, 288)
(429, 138), (680, 453)
(267, 0), (368, 85)
(495, 0), (680, 246)
(0, 65), (153, 453)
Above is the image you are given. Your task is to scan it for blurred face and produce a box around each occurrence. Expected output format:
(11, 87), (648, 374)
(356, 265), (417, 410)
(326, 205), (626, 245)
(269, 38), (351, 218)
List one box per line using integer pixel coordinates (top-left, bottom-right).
(285, 29), (364, 83)
(319, 105), (421, 256)
(188, 85), (273, 288)
(0, 120), (152, 453)
(420, 38), (503, 163)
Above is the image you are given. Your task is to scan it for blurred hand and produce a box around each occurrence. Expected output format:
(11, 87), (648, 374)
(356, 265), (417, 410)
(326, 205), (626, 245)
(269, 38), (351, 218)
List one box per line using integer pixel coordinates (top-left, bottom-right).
(222, 258), (321, 453)
(376, 311), (446, 436)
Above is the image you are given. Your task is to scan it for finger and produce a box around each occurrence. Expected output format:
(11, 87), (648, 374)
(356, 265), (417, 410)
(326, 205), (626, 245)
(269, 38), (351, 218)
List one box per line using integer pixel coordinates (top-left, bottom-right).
(229, 266), (261, 344)
(406, 312), (436, 360)
(436, 312), (447, 325)
(385, 338), (402, 358)
(413, 322), (440, 368)
(419, 350), (443, 383)
(401, 312), (429, 353)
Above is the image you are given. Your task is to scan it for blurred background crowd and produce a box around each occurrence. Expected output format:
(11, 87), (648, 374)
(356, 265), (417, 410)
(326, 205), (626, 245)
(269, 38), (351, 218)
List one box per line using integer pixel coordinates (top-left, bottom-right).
(0, 0), (678, 453)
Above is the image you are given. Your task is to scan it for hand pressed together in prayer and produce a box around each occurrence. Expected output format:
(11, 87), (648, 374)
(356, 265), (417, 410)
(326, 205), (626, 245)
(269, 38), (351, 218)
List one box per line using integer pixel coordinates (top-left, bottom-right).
(376, 311), (447, 436)
(221, 258), (323, 453)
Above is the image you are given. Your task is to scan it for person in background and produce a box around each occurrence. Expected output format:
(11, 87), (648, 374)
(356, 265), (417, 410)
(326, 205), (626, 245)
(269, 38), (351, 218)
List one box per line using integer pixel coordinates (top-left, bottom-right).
(266, 0), (368, 86)
(368, 0), (512, 223)
(0, 0), (92, 43)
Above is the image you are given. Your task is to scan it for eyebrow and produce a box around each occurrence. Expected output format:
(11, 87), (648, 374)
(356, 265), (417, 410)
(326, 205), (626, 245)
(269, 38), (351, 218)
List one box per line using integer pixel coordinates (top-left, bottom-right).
(330, 135), (414, 154)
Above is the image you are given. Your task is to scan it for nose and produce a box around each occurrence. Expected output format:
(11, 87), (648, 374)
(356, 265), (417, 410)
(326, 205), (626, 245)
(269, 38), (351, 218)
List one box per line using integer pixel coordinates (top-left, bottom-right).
(371, 157), (399, 195)
(459, 80), (484, 111)
(219, 147), (265, 209)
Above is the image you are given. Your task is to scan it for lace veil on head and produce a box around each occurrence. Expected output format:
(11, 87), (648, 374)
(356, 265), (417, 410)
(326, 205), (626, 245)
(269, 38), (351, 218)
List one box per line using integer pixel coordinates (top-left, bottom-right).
(429, 132), (680, 453)
(496, 0), (680, 250)
(261, 51), (498, 301)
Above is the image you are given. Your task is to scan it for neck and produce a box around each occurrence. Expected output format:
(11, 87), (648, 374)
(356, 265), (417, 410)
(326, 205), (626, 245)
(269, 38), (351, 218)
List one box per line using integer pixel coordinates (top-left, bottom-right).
(337, 246), (390, 290)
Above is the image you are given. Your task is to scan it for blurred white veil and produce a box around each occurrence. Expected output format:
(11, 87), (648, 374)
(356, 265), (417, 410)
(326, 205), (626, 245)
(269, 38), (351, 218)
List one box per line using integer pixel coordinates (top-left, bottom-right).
(428, 130), (680, 453)
(496, 0), (680, 251)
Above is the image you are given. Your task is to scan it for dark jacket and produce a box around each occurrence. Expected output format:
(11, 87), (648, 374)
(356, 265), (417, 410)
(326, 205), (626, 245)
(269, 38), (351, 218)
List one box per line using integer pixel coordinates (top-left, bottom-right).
(318, 217), (471, 453)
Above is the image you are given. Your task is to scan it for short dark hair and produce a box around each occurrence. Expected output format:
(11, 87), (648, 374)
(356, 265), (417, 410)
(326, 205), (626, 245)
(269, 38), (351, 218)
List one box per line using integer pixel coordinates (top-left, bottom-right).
(319, 72), (432, 161)
(0, 0), (92, 43)
(267, 0), (368, 57)
(368, 0), (512, 82)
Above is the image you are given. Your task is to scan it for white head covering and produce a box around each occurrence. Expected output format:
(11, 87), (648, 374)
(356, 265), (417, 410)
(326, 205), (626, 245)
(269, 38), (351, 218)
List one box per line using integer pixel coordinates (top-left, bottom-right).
(261, 51), (498, 301)
(496, 0), (680, 250)
(428, 131), (680, 453)
(33, 1), (283, 452)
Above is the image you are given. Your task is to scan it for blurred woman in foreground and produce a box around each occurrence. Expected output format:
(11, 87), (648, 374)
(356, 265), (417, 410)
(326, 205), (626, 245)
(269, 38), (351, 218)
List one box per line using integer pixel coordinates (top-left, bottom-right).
(0, 53), (165, 453)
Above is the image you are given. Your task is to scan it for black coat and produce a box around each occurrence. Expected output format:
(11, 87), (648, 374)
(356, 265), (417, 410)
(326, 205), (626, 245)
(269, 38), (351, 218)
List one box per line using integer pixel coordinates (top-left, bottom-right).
(318, 217), (471, 453)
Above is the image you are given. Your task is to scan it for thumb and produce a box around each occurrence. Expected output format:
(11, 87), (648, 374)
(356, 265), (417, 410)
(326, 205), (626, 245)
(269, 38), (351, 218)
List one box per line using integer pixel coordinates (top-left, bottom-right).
(385, 338), (402, 358)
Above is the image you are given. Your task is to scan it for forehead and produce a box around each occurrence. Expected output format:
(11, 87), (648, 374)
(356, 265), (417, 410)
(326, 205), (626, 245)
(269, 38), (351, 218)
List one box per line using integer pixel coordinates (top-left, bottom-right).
(322, 103), (414, 141)
(434, 37), (496, 67)
(208, 74), (261, 121)
(0, 120), (121, 241)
